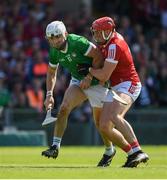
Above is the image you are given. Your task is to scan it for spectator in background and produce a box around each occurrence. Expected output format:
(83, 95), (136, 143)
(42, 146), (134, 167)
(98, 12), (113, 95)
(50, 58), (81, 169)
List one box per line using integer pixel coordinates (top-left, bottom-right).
(0, 71), (11, 108)
(119, 16), (135, 44)
(32, 49), (48, 84)
(10, 81), (28, 108)
(26, 78), (44, 112)
(157, 52), (167, 106)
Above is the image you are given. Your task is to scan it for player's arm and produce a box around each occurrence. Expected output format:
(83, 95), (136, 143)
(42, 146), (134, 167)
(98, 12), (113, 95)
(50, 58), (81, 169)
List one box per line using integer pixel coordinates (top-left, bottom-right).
(83, 42), (104, 81)
(86, 42), (104, 69)
(79, 42), (103, 89)
(89, 61), (117, 82)
(89, 44), (118, 82)
(44, 64), (58, 110)
(46, 65), (58, 96)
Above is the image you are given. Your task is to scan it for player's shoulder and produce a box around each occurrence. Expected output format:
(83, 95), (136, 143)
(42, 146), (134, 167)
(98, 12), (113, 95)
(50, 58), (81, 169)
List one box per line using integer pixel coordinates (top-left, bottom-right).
(115, 32), (124, 40)
(68, 33), (87, 41)
(113, 32), (125, 44)
(111, 32), (127, 50)
(68, 33), (90, 48)
(49, 46), (60, 59)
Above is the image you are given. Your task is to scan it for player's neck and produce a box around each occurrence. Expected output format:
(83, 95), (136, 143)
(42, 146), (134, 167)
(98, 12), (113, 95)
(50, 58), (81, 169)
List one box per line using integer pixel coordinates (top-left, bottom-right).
(60, 41), (68, 53)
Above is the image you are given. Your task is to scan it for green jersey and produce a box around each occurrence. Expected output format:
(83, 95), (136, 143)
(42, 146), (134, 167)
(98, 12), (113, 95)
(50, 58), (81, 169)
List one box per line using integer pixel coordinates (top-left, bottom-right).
(49, 34), (99, 86)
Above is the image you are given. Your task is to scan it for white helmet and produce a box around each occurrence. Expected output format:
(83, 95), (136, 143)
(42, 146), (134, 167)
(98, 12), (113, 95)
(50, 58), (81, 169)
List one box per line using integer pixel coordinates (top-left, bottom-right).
(46, 21), (66, 38)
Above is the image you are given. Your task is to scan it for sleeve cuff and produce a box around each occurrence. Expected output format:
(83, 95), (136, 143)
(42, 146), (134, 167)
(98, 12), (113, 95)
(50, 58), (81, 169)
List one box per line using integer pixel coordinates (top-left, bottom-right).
(105, 58), (118, 64)
(49, 62), (58, 68)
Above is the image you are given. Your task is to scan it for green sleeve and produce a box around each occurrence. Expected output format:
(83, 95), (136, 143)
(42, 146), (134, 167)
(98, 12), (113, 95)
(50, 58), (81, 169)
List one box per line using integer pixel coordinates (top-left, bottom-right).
(49, 48), (59, 67)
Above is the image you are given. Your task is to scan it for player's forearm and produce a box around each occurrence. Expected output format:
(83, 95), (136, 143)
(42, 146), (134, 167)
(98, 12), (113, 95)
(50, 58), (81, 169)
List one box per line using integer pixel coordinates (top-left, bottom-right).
(46, 70), (57, 96)
(89, 68), (108, 82)
(92, 50), (104, 69)
(92, 56), (103, 69)
(90, 61), (116, 82)
(87, 44), (104, 69)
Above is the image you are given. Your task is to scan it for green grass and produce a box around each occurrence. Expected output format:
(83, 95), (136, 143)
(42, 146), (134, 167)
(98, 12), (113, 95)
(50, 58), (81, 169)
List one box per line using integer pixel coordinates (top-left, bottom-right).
(0, 146), (167, 179)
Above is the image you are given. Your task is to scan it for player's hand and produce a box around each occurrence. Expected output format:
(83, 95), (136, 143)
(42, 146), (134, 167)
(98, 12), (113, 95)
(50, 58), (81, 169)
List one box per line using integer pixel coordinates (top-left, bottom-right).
(79, 77), (92, 89)
(44, 96), (54, 110)
(77, 63), (91, 76)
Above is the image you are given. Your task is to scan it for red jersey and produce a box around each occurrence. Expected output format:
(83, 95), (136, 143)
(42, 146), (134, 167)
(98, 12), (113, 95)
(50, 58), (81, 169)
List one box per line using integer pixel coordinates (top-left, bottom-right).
(99, 32), (140, 86)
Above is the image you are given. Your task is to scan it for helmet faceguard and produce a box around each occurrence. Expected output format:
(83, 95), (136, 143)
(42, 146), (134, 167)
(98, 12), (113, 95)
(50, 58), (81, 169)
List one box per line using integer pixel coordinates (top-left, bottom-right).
(46, 21), (67, 39)
(91, 17), (115, 43)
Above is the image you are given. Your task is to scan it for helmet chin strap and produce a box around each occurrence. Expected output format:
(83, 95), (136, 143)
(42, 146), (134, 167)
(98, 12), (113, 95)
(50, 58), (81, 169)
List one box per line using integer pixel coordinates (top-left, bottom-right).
(93, 30), (113, 45)
(63, 33), (67, 40)
(102, 30), (112, 40)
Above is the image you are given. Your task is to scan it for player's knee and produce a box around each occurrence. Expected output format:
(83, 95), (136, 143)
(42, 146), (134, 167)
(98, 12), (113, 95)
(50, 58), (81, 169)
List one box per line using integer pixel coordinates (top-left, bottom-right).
(99, 119), (110, 133)
(99, 112), (116, 132)
(59, 101), (71, 115)
(109, 113), (123, 127)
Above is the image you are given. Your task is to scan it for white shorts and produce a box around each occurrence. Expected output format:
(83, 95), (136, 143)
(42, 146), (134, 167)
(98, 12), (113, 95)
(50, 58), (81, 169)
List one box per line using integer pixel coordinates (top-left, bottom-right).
(104, 81), (142, 102)
(70, 77), (108, 108)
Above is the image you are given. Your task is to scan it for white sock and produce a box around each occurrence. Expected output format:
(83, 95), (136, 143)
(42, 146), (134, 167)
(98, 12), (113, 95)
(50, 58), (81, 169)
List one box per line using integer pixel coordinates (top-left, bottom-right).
(127, 149), (134, 156)
(132, 146), (141, 153)
(104, 145), (115, 156)
(52, 137), (62, 148)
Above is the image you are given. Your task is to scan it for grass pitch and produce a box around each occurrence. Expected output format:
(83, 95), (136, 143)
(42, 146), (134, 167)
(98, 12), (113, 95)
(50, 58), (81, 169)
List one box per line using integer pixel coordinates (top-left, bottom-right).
(0, 146), (167, 179)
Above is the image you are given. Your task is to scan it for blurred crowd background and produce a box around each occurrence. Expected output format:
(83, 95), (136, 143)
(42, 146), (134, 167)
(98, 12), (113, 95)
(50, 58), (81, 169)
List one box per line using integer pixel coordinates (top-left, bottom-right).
(0, 0), (167, 124)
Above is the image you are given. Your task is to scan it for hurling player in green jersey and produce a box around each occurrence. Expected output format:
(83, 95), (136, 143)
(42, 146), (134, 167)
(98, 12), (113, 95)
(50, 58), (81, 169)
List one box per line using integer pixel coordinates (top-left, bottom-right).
(42, 21), (119, 167)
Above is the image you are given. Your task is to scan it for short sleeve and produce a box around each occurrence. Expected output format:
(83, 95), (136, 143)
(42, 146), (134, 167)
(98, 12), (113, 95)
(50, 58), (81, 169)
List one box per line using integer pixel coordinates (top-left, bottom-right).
(49, 48), (59, 68)
(105, 44), (119, 64)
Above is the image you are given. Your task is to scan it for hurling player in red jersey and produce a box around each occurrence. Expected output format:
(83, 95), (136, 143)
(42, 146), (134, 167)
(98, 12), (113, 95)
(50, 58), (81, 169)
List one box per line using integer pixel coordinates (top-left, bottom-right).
(89, 17), (149, 167)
